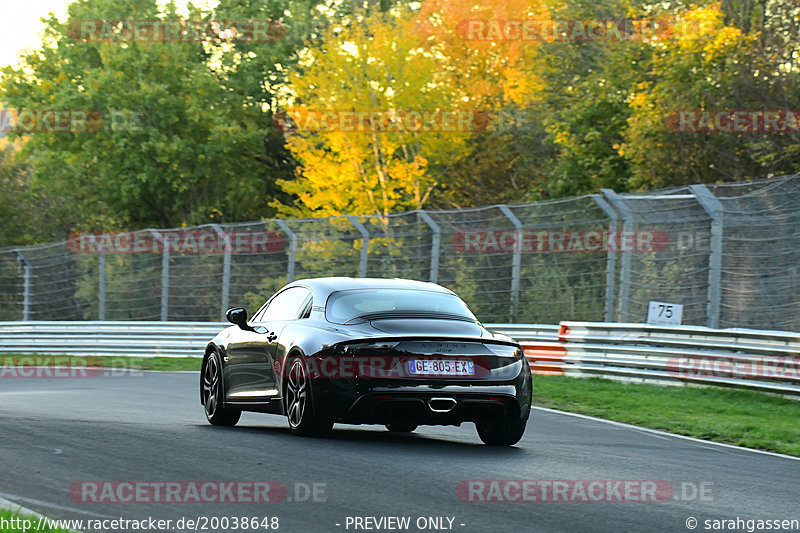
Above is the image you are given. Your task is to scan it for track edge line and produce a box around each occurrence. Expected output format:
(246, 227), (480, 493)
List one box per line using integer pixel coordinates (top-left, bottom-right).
(532, 406), (800, 462)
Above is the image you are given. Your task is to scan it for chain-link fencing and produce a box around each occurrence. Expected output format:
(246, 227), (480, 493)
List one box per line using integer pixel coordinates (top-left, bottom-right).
(1, 174), (797, 330)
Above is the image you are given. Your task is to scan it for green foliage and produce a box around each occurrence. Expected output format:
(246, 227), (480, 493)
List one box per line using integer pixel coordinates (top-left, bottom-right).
(0, 0), (302, 236)
(0, 142), (36, 244)
(2, 0), (800, 249)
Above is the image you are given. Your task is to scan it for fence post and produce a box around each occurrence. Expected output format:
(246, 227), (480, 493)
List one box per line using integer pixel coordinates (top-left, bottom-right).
(601, 189), (633, 322)
(591, 195), (618, 322)
(346, 215), (370, 278)
(276, 220), (297, 283)
(147, 230), (170, 321)
(417, 210), (440, 283)
(98, 250), (106, 320)
(689, 184), (724, 328)
(498, 205), (522, 322)
(15, 250), (32, 321)
(211, 225), (231, 320)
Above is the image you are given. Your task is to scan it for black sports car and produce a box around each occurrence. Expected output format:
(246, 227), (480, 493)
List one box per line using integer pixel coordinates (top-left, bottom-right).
(200, 277), (532, 445)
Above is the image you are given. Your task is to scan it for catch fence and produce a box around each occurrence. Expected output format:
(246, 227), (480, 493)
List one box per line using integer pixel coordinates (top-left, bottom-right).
(0, 174), (797, 330)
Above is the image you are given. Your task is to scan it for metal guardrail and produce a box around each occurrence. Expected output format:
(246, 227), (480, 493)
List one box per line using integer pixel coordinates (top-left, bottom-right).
(0, 321), (559, 358)
(1, 320), (798, 396)
(481, 323), (560, 342)
(522, 321), (800, 395)
(0, 321), (226, 358)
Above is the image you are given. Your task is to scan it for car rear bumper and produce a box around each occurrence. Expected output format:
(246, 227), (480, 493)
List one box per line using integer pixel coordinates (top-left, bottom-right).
(343, 391), (525, 426)
(312, 369), (532, 426)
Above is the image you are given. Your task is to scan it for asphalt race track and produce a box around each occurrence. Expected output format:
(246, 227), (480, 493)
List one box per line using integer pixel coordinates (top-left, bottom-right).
(1, 372), (798, 533)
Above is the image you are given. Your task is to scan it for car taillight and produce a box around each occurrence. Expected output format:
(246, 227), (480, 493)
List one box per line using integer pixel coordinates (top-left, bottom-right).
(340, 341), (400, 355)
(485, 344), (523, 358)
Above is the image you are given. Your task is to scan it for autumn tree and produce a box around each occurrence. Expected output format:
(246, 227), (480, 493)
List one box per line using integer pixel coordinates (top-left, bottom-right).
(0, 0), (320, 235)
(622, 2), (800, 188)
(275, 6), (471, 219)
(277, 0), (554, 215)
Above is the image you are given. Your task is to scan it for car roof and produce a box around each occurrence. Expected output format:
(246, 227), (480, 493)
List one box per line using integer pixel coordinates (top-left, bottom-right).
(287, 277), (454, 299)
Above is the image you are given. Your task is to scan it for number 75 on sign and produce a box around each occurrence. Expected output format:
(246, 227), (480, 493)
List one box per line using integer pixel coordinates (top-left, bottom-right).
(647, 301), (683, 325)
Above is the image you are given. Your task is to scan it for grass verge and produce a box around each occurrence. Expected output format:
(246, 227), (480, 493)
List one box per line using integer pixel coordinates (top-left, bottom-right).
(0, 354), (200, 372)
(0, 510), (71, 533)
(533, 375), (800, 457)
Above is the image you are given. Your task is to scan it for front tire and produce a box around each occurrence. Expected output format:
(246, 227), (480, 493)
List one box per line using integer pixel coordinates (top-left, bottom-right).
(285, 357), (333, 437)
(476, 416), (527, 446)
(202, 351), (241, 426)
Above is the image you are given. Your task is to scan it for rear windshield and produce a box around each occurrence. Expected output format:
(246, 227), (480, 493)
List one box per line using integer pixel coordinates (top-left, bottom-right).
(325, 289), (476, 324)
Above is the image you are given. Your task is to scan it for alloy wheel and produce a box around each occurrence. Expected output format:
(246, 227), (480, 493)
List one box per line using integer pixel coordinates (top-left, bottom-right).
(202, 354), (219, 417)
(286, 359), (307, 428)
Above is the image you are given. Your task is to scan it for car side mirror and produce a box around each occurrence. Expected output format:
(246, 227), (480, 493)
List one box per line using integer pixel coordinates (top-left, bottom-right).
(226, 307), (250, 330)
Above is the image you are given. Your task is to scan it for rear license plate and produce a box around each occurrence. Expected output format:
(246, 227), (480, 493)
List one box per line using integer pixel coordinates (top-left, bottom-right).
(408, 360), (474, 376)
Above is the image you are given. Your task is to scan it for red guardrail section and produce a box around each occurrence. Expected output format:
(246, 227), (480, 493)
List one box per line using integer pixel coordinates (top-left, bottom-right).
(521, 343), (567, 375)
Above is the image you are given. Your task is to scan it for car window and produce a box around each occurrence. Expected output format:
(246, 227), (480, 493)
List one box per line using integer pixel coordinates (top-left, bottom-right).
(257, 287), (312, 323)
(298, 294), (313, 319)
(250, 301), (270, 323)
(325, 289), (475, 324)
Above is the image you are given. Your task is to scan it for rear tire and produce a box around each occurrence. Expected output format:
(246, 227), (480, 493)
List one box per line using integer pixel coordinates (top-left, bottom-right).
(385, 422), (418, 433)
(202, 351), (241, 426)
(285, 357), (333, 437)
(476, 416), (526, 446)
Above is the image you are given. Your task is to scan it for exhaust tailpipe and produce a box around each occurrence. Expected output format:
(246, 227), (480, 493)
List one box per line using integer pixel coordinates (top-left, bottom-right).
(428, 397), (457, 413)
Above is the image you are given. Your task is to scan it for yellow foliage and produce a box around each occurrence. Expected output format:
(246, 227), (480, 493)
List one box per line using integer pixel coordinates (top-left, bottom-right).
(672, 3), (745, 60)
(278, 1), (551, 218)
(414, 0), (550, 108)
